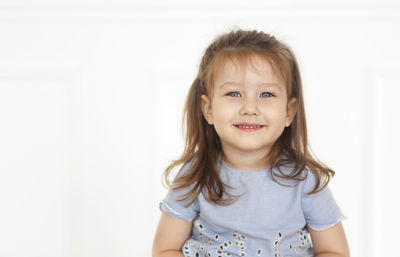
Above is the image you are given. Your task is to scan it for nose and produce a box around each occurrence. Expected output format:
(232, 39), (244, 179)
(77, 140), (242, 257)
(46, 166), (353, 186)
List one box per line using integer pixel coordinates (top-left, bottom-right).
(239, 97), (259, 116)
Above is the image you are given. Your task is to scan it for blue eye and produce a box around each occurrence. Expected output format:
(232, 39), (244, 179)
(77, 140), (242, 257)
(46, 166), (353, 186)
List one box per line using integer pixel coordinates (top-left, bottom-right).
(227, 92), (241, 97)
(260, 92), (273, 98)
(226, 92), (273, 98)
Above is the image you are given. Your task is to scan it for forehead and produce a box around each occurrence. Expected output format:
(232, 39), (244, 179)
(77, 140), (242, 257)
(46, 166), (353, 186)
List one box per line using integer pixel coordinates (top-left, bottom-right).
(213, 55), (285, 90)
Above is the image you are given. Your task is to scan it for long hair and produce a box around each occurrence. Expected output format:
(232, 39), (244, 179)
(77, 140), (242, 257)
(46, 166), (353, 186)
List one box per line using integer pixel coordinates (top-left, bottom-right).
(162, 29), (335, 207)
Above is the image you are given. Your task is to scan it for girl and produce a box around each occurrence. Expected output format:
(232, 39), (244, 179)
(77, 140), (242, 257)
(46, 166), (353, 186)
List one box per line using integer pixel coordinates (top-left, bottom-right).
(152, 29), (350, 257)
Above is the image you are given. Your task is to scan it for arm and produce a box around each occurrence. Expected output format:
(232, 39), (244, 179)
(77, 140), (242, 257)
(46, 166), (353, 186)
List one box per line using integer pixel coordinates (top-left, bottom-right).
(307, 222), (350, 257)
(152, 211), (194, 257)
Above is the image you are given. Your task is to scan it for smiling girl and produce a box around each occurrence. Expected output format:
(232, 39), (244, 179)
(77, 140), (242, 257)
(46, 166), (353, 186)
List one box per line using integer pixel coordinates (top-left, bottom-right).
(152, 29), (350, 257)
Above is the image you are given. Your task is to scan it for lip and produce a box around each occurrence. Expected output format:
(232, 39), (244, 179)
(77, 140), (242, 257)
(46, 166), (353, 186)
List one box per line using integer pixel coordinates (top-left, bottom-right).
(235, 123), (264, 126)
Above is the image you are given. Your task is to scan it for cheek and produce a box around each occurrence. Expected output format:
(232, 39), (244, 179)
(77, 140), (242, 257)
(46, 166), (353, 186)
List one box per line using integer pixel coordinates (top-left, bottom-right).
(261, 103), (287, 123)
(212, 101), (237, 121)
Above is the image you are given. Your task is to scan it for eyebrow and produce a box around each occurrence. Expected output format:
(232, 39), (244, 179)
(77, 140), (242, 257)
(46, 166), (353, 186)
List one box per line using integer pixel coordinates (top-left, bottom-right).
(218, 81), (283, 90)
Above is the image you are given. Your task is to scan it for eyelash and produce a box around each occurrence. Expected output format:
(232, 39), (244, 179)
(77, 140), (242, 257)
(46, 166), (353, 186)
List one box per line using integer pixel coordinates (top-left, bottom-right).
(226, 92), (274, 98)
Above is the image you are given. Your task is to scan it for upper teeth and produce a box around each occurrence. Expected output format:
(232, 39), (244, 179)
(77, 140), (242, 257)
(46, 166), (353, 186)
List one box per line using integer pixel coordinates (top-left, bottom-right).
(238, 125), (261, 128)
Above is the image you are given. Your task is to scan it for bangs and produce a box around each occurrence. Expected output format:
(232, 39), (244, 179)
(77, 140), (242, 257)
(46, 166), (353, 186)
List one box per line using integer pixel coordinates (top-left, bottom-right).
(205, 48), (293, 98)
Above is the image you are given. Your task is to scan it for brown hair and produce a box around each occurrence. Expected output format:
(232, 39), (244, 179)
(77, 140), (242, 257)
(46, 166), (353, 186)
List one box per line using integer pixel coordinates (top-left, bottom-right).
(162, 29), (335, 207)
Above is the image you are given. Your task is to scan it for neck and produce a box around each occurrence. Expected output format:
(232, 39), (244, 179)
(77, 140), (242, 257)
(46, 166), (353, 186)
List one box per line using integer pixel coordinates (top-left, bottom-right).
(221, 146), (271, 172)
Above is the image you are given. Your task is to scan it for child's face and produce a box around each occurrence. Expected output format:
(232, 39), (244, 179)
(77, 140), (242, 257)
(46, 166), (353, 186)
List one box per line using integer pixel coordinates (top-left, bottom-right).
(201, 55), (297, 158)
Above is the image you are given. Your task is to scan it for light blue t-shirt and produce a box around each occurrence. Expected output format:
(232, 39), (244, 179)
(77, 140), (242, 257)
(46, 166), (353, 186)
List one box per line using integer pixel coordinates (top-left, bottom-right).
(159, 158), (345, 257)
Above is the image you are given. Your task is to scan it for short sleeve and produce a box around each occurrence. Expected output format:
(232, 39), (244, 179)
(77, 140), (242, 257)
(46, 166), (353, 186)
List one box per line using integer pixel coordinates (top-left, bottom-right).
(301, 170), (347, 231)
(159, 162), (200, 221)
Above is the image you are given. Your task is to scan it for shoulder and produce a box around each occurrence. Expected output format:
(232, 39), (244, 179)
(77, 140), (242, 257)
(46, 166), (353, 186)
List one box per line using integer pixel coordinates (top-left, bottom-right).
(271, 160), (328, 193)
(172, 158), (197, 182)
(271, 160), (308, 185)
(169, 158), (202, 198)
(301, 165), (335, 196)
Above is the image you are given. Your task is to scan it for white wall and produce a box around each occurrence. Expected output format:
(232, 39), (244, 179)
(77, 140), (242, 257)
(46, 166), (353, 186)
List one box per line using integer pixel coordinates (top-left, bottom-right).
(0, 1), (399, 256)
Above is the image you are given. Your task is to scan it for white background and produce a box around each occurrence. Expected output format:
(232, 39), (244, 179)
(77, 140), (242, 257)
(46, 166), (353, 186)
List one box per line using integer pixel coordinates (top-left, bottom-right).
(0, 1), (399, 256)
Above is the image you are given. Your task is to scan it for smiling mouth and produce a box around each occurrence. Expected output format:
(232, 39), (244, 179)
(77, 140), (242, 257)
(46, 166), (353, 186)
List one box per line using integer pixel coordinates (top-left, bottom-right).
(235, 125), (264, 129)
(233, 124), (265, 131)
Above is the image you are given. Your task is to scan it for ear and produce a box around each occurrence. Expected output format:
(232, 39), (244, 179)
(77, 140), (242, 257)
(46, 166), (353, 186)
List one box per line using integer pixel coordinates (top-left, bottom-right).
(200, 94), (213, 125)
(285, 97), (298, 127)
